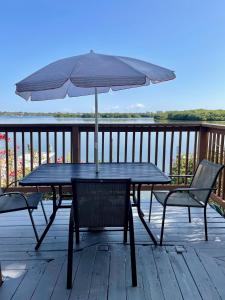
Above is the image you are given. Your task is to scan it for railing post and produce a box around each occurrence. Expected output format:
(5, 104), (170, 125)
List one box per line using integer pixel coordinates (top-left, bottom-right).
(71, 126), (80, 163)
(198, 126), (208, 162)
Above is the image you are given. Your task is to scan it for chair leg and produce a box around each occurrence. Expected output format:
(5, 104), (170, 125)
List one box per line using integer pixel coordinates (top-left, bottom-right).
(188, 207), (191, 223)
(27, 208), (39, 243)
(40, 199), (48, 224)
(131, 184), (137, 206)
(129, 207), (137, 287)
(75, 227), (80, 244)
(67, 209), (74, 289)
(123, 218), (128, 244)
(204, 207), (208, 241)
(148, 185), (154, 223)
(160, 206), (167, 246)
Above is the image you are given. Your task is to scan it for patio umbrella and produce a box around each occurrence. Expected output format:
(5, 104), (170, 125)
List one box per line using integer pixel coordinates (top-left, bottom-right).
(15, 50), (176, 173)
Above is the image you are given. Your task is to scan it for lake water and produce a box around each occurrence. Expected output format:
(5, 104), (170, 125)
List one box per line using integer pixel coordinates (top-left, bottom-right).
(0, 115), (157, 124)
(0, 115), (224, 125)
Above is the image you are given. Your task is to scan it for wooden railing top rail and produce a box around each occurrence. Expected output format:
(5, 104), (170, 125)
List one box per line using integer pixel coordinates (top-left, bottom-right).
(201, 123), (225, 131)
(0, 122), (204, 131)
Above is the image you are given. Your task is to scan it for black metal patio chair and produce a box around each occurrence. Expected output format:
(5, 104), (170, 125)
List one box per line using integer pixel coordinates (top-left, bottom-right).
(149, 159), (224, 245)
(67, 178), (137, 289)
(0, 181), (47, 242)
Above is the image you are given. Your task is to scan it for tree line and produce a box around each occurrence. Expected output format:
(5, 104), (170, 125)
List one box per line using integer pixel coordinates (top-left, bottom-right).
(1, 109), (225, 121)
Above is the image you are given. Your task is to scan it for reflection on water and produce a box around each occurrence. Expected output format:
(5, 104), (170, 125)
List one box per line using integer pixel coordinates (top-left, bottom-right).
(0, 116), (155, 124)
(0, 115), (224, 125)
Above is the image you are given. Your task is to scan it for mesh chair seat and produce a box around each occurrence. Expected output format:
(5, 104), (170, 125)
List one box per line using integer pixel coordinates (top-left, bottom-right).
(153, 191), (203, 207)
(0, 192), (42, 213)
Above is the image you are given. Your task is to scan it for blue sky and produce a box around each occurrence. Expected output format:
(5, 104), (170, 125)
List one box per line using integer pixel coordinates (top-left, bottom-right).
(0, 0), (225, 113)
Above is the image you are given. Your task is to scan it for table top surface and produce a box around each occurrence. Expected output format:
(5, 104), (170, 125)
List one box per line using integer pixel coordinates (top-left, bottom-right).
(19, 163), (171, 186)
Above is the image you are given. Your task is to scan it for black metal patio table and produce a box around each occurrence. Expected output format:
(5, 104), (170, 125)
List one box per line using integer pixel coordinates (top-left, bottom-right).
(19, 163), (171, 249)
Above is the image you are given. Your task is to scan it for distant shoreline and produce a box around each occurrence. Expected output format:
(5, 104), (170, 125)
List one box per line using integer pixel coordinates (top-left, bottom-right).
(1, 109), (225, 121)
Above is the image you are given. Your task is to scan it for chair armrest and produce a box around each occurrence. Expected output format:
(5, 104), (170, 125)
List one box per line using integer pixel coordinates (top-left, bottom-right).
(3, 180), (20, 192)
(171, 187), (216, 192)
(169, 175), (194, 178)
(4, 181), (39, 193)
(164, 187), (216, 205)
(0, 192), (30, 207)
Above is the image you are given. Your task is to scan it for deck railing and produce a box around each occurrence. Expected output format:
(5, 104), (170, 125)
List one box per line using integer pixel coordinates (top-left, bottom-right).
(0, 122), (225, 207)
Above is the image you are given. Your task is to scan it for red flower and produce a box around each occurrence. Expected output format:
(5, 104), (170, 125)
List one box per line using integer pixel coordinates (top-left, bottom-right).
(0, 133), (6, 140)
(57, 156), (63, 163)
(0, 133), (10, 142)
(0, 150), (6, 155)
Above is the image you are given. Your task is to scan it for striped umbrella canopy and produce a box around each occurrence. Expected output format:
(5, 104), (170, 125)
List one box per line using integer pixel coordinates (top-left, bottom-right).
(16, 51), (176, 172)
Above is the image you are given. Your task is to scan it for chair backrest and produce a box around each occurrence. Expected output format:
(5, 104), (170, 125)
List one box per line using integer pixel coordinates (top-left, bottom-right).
(190, 159), (224, 205)
(71, 178), (131, 228)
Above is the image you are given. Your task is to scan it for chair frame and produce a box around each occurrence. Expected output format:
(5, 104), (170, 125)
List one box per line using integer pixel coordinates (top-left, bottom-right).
(67, 178), (137, 289)
(0, 181), (48, 243)
(149, 160), (224, 245)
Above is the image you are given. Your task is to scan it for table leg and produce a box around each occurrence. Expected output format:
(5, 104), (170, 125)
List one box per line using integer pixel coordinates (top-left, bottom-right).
(35, 186), (57, 250)
(137, 184), (157, 245)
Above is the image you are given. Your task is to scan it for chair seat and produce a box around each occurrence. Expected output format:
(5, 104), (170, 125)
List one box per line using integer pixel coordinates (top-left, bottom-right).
(153, 190), (203, 207)
(0, 192), (43, 213)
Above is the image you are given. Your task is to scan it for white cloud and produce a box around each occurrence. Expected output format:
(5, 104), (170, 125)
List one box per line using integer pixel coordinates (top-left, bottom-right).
(110, 105), (120, 111)
(127, 103), (145, 111)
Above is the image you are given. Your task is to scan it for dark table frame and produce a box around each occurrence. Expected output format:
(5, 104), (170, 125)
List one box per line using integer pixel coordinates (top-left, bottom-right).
(19, 163), (171, 249)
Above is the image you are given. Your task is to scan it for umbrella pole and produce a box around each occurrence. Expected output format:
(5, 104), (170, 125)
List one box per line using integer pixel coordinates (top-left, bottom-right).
(94, 87), (99, 173)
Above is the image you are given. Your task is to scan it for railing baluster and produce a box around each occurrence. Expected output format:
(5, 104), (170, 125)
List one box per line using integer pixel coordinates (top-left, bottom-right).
(132, 131), (135, 163)
(207, 131), (212, 160)
(13, 131), (17, 185)
(211, 132), (216, 162)
(162, 129), (166, 172)
(218, 134), (224, 197)
(22, 131), (25, 177)
(102, 131), (104, 163)
(54, 131), (57, 163)
(140, 131), (143, 163)
(177, 130), (182, 182)
(30, 131), (33, 171)
(124, 131), (128, 163)
(86, 132), (89, 163)
(215, 133), (220, 164)
(38, 131), (41, 166)
(109, 131), (113, 163)
(5, 131), (9, 186)
(185, 131), (190, 184)
(193, 131), (198, 171)
(169, 130), (174, 175)
(148, 131), (151, 163)
(46, 131), (49, 163)
(117, 132), (120, 163)
(62, 131), (65, 163)
(155, 130), (158, 165)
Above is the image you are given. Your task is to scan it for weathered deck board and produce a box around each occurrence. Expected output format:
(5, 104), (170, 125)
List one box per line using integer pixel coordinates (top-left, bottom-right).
(1, 194), (225, 299)
(108, 246), (126, 300)
(183, 249), (221, 300)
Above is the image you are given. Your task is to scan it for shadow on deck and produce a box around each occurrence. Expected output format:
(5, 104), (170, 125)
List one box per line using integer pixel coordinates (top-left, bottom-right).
(1, 192), (225, 299)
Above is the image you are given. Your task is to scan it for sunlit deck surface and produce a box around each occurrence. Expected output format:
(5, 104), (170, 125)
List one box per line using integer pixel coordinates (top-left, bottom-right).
(1, 192), (225, 300)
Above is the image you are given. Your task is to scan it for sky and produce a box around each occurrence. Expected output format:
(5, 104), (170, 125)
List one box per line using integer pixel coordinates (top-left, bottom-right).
(0, 0), (225, 113)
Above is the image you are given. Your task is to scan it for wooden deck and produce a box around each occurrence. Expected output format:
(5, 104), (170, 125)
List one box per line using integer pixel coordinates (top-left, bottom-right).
(1, 192), (225, 299)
